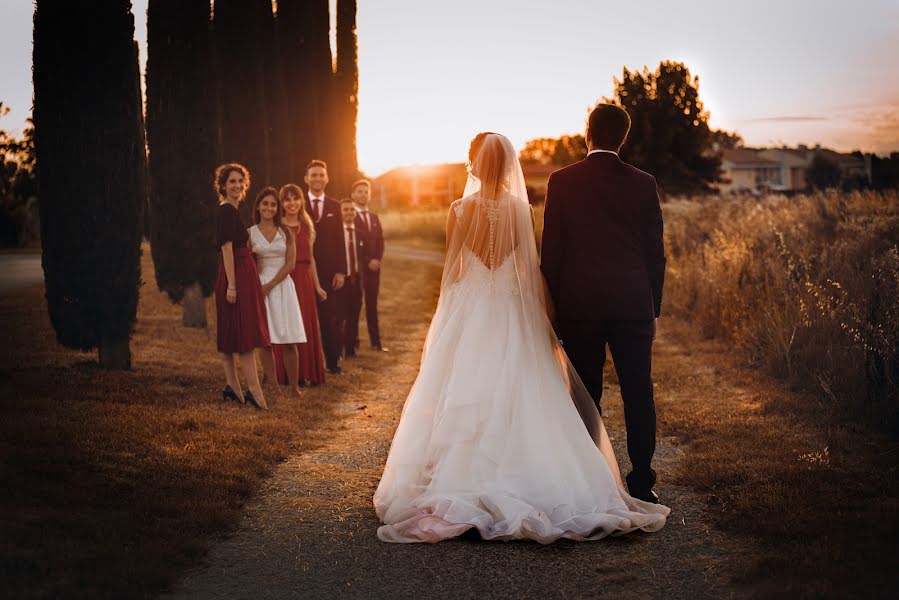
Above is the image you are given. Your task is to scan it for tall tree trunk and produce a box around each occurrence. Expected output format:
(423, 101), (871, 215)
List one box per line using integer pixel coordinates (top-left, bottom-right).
(277, 0), (332, 181)
(33, 0), (145, 368)
(266, 9), (291, 185)
(181, 282), (208, 328)
(214, 0), (277, 201)
(332, 0), (359, 195)
(146, 0), (219, 325)
(99, 335), (132, 370)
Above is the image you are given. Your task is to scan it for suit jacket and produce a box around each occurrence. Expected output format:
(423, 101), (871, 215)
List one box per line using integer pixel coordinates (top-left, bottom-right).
(311, 195), (346, 291)
(342, 222), (369, 284)
(540, 152), (665, 321)
(354, 208), (384, 263)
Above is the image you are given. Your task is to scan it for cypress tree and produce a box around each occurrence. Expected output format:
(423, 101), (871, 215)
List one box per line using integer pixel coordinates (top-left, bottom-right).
(277, 0), (332, 180)
(214, 0), (278, 200)
(146, 0), (219, 327)
(331, 0), (359, 195)
(266, 8), (291, 186)
(33, 0), (146, 369)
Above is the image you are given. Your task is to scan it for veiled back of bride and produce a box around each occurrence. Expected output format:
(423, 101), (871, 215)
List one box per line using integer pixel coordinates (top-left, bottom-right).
(442, 133), (539, 293)
(435, 133), (608, 459)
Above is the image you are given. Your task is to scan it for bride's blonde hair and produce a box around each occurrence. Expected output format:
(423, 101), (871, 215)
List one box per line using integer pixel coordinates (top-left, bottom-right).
(468, 132), (505, 200)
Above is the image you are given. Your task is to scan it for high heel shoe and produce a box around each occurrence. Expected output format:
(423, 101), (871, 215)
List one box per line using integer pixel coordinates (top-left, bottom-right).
(244, 390), (264, 410)
(223, 385), (241, 403)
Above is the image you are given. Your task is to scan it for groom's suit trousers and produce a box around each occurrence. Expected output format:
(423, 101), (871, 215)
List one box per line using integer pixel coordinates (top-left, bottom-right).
(559, 318), (657, 492)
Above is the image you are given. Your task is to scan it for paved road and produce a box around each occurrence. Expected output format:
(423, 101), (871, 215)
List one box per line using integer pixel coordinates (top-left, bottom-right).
(0, 253), (42, 296)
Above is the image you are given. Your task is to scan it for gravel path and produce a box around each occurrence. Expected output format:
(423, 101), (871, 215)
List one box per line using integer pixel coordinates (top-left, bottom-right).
(168, 246), (750, 600)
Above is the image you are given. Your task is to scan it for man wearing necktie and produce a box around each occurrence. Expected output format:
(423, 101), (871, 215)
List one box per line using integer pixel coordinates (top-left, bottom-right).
(305, 160), (346, 374)
(338, 198), (367, 359)
(352, 180), (387, 352)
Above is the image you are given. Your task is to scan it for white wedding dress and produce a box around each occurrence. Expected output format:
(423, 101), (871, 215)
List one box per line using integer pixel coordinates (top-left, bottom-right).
(373, 134), (669, 543)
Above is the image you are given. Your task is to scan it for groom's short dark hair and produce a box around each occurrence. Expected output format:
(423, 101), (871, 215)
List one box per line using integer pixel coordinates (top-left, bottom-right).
(587, 104), (631, 151)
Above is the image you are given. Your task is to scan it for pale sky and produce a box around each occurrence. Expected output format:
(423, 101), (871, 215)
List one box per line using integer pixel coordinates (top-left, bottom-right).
(2, 1), (898, 176)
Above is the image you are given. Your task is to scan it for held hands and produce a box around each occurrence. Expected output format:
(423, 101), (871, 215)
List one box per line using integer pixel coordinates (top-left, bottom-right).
(261, 282), (274, 296)
(226, 287), (237, 304)
(332, 273), (346, 291)
(368, 259), (381, 272)
(316, 286), (328, 301)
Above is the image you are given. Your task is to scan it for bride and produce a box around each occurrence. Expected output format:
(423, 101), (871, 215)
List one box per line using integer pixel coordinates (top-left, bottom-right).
(373, 133), (669, 543)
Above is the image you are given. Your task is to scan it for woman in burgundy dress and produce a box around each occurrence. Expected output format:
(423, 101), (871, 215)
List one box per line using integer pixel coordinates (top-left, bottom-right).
(214, 163), (270, 410)
(276, 183), (327, 386)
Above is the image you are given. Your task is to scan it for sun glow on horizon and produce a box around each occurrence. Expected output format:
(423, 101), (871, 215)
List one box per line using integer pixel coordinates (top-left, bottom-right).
(1, 1), (897, 179)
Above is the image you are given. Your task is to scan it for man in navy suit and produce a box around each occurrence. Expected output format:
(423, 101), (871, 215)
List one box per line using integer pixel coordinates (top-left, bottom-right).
(351, 179), (387, 352)
(305, 159), (346, 374)
(337, 197), (368, 359)
(541, 104), (666, 504)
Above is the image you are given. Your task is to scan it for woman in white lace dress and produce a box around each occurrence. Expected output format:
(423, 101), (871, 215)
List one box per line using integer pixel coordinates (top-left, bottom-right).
(373, 133), (669, 544)
(248, 187), (306, 399)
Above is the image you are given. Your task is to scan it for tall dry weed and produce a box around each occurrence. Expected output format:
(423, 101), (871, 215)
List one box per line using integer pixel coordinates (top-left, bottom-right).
(664, 190), (899, 433)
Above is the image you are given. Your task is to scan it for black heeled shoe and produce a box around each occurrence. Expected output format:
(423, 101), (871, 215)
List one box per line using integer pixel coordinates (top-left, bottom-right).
(244, 389), (263, 410)
(223, 385), (241, 403)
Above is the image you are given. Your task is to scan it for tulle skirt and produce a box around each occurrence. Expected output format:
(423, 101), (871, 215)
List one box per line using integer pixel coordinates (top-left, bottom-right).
(373, 270), (669, 543)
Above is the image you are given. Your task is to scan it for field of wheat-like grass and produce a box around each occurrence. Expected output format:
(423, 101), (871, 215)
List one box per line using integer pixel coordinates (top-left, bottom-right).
(666, 190), (898, 430)
(384, 190), (899, 431)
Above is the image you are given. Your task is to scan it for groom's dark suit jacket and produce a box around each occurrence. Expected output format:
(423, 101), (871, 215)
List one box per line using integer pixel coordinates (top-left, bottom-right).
(540, 152), (665, 321)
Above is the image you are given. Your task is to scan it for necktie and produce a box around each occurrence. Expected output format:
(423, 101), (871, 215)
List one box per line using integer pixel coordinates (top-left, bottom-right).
(312, 199), (321, 222)
(347, 227), (357, 277)
(362, 210), (371, 231)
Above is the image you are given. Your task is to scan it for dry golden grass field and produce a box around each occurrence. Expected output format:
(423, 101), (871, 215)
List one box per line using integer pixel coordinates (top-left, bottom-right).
(0, 245), (440, 598)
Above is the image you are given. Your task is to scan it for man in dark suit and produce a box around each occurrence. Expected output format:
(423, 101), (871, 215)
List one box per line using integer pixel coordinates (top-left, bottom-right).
(351, 179), (387, 352)
(540, 103), (666, 503)
(336, 198), (367, 358)
(305, 159), (346, 374)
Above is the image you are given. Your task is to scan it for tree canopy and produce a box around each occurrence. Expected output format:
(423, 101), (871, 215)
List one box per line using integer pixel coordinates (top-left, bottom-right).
(605, 61), (724, 196)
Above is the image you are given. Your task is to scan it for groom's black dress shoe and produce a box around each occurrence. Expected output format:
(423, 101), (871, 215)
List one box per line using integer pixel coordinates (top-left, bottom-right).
(630, 489), (661, 504)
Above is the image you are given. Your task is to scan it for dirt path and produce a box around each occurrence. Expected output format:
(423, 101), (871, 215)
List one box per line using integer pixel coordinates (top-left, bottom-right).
(168, 246), (751, 600)
(0, 252), (42, 296)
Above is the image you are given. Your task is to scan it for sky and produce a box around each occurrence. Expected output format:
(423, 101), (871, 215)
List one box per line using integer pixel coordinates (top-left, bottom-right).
(2, 0), (898, 176)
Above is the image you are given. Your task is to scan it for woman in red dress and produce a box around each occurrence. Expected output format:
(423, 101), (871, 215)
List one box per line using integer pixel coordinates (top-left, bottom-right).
(276, 183), (327, 386)
(214, 163), (270, 409)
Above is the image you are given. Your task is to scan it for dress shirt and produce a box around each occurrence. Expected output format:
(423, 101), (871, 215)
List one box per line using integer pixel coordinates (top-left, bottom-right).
(309, 193), (325, 222)
(587, 149), (619, 157)
(343, 224), (359, 275)
(356, 206), (371, 231)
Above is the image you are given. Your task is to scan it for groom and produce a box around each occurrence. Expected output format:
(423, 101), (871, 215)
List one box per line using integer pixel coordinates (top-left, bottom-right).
(541, 103), (666, 503)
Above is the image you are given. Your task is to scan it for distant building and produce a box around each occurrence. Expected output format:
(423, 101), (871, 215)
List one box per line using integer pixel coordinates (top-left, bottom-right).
(372, 161), (568, 208)
(758, 147), (811, 190)
(719, 145), (872, 194)
(719, 148), (785, 193)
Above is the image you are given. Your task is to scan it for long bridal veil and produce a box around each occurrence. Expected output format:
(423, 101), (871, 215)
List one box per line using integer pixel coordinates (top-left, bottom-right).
(374, 133), (668, 543)
(440, 132), (621, 478)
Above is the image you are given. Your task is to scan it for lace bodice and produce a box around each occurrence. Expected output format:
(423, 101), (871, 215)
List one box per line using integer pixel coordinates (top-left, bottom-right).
(452, 193), (516, 271)
(454, 247), (520, 297)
